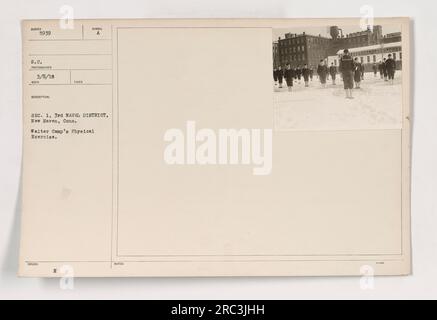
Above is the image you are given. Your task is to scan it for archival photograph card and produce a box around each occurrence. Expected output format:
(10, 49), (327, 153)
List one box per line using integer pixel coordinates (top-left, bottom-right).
(19, 18), (411, 277)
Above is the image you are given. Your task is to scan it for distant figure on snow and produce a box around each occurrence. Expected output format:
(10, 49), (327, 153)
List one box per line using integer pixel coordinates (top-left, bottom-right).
(373, 63), (378, 77)
(284, 63), (294, 92)
(273, 67), (278, 85)
(317, 60), (328, 88)
(339, 49), (355, 99)
(382, 58), (388, 81)
(302, 64), (310, 87)
(329, 63), (337, 85)
(353, 58), (363, 89)
(378, 61), (384, 79)
(296, 65), (302, 84)
(385, 54), (397, 85)
(277, 66), (284, 88)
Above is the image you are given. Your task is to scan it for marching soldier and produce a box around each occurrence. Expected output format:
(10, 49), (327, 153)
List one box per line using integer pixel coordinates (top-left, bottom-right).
(378, 61), (384, 79)
(339, 49), (355, 99)
(296, 65), (302, 84)
(329, 62), (337, 85)
(277, 66), (284, 88)
(372, 63), (378, 77)
(385, 54), (397, 85)
(382, 58), (388, 81)
(284, 63), (294, 92)
(354, 58), (362, 89)
(273, 67), (278, 86)
(302, 64), (310, 87)
(317, 60), (328, 88)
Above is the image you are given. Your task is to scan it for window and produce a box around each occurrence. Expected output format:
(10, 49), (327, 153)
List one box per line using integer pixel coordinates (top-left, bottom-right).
(393, 53), (397, 60)
(367, 56), (371, 63)
(360, 57), (364, 63)
(400, 52), (402, 60)
(373, 55), (376, 62)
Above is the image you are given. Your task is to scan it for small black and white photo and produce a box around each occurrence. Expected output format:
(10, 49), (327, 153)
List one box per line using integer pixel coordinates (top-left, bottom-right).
(273, 24), (404, 130)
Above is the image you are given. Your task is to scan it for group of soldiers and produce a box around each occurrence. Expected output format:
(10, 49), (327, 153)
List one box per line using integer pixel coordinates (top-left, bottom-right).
(273, 49), (398, 100)
(273, 64), (315, 90)
(339, 49), (397, 99)
(314, 61), (342, 88)
(372, 57), (398, 83)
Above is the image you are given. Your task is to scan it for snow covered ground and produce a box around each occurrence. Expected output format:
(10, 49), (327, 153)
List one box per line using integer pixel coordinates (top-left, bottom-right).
(274, 71), (403, 131)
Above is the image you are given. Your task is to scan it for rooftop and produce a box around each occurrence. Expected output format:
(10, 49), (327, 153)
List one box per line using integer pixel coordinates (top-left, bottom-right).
(335, 41), (402, 55)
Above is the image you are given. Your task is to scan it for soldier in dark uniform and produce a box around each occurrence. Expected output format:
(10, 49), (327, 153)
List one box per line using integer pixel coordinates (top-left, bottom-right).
(354, 58), (362, 89)
(302, 64), (310, 87)
(378, 61), (384, 79)
(273, 67), (278, 86)
(317, 60), (328, 88)
(292, 66), (298, 80)
(385, 54), (396, 85)
(329, 63), (337, 85)
(339, 49), (355, 99)
(284, 63), (294, 92)
(372, 63), (378, 77)
(296, 65), (302, 84)
(360, 63), (365, 81)
(277, 66), (284, 88)
(382, 58), (388, 81)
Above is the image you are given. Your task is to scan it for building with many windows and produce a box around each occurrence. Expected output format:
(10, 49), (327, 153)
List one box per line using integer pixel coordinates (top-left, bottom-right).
(382, 32), (402, 44)
(272, 41), (279, 68)
(327, 41), (403, 71)
(328, 25), (383, 55)
(276, 32), (331, 69)
(274, 25), (401, 70)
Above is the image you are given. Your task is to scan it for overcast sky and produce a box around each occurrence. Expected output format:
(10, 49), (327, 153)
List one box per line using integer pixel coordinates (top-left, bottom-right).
(272, 24), (401, 40)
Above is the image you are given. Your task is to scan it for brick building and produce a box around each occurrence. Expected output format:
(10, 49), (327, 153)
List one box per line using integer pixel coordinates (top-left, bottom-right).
(328, 25), (383, 55)
(382, 32), (402, 44)
(276, 32), (331, 69)
(272, 41), (279, 68)
(274, 25), (400, 69)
